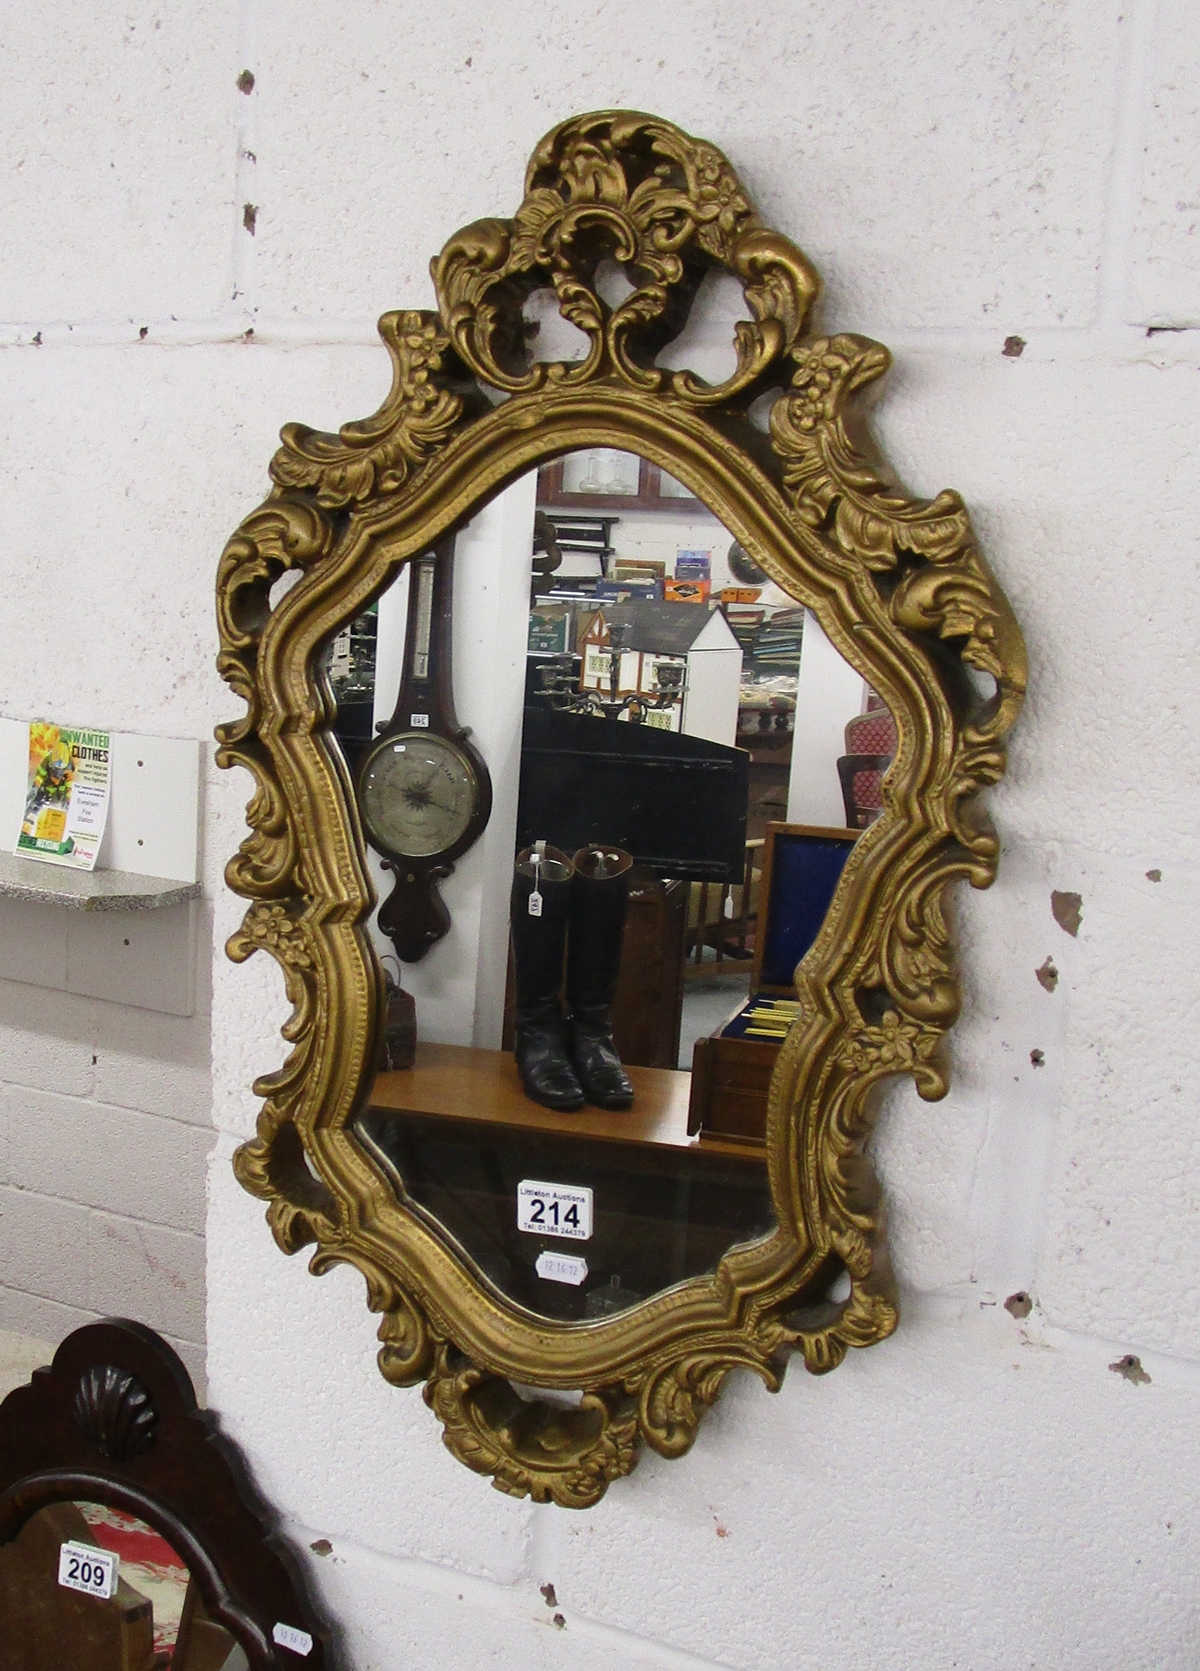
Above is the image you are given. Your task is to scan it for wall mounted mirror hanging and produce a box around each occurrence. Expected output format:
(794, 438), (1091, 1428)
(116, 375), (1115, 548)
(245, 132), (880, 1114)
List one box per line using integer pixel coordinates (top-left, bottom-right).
(0, 1320), (328, 1668)
(215, 110), (1025, 1506)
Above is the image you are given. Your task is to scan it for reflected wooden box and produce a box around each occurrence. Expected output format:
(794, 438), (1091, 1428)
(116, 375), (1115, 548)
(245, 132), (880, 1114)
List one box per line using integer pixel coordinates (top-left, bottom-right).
(0, 1501), (155, 1671)
(687, 822), (859, 1144)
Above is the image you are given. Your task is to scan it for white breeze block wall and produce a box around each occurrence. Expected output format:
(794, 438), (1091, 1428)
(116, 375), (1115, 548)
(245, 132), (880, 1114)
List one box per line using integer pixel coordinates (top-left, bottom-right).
(4, 1), (1200, 1667)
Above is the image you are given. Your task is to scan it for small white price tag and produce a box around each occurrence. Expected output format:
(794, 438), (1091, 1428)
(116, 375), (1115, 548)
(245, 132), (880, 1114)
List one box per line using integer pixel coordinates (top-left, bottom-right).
(517, 1180), (593, 1241)
(409, 712), (430, 728)
(536, 1250), (589, 1285)
(273, 1622), (314, 1656)
(58, 1540), (117, 1600)
(528, 840), (546, 916)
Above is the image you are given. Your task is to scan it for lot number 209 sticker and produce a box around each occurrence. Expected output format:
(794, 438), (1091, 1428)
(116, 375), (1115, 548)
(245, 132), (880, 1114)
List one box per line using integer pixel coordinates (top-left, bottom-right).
(517, 1180), (593, 1240)
(58, 1540), (118, 1600)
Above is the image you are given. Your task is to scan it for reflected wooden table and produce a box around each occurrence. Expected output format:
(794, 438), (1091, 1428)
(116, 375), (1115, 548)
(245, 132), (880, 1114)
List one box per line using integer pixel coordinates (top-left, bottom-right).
(358, 1044), (772, 1322)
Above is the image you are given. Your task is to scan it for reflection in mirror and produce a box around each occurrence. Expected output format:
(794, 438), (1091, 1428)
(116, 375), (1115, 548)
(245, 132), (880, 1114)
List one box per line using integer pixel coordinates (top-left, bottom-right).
(333, 451), (893, 1324)
(0, 1500), (248, 1671)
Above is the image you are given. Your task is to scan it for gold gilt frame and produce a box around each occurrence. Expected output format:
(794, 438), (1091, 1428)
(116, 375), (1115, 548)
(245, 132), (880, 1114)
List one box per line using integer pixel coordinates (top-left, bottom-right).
(215, 112), (1025, 1506)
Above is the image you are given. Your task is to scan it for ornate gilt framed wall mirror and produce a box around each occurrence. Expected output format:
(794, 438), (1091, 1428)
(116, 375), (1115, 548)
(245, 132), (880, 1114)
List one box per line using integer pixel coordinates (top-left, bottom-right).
(215, 111), (1025, 1507)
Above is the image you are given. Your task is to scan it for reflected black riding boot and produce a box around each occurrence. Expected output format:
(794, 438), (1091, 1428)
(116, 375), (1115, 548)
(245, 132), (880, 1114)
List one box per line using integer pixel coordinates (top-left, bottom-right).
(511, 845), (585, 1111)
(567, 845), (634, 1110)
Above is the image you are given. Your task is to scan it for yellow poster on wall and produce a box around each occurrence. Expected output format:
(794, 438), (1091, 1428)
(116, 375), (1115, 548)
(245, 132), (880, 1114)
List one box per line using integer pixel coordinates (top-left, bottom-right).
(17, 721), (111, 870)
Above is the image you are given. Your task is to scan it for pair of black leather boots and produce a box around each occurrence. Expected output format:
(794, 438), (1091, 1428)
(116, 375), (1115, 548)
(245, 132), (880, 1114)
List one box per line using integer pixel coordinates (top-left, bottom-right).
(511, 843), (634, 1112)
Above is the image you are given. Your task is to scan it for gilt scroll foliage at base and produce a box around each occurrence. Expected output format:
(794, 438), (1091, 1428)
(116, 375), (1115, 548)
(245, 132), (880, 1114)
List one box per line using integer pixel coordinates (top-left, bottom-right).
(214, 109), (1025, 1505)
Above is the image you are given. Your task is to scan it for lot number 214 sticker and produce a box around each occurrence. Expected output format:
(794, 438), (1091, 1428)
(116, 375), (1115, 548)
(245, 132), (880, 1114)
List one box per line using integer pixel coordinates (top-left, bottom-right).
(517, 1180), (593, 1240)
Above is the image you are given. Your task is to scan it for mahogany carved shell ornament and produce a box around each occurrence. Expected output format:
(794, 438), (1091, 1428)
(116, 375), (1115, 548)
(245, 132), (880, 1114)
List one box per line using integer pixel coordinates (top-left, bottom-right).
(214, 111), (1026, 1506)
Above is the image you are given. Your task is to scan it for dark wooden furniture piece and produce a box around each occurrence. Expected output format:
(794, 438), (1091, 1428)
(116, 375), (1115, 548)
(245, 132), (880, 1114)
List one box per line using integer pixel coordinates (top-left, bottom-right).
(537, 456), (701, 512)
(0, 1320), (329, 1670)
(536, 512), (619, 579)
(683, 836), (762, 981)
(359, 1046), (770, 1322)
(837, 707), (897, 829)
(737, 725), (793, 842)
(516, 705), (749, 884)
(688, 822), (859, 1143)
(610, 872), (687, 1067)
(838, 753), (892, 828)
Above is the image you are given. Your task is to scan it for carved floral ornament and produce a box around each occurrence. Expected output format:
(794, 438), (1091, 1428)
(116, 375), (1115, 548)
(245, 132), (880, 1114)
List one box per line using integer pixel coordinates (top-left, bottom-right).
(215, 111), (1026, 1507)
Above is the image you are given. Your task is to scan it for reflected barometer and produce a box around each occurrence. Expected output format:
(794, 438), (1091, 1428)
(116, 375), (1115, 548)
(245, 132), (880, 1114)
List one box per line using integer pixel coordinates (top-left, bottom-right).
(355, 539), (491, 960)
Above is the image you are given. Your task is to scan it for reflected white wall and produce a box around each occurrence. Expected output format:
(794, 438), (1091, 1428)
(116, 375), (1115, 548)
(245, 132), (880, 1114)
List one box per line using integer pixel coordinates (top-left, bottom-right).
(785, 610), (865, 828)
(370, 472), (537, 1048)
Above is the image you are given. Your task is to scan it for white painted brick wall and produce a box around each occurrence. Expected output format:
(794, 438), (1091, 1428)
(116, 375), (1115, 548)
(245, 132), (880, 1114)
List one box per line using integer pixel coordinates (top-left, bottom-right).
(4, 0), (1200, 1666)
(0, 975), (210, 1384)
(3, 1086), (209, 1232)
(1129, 0), (1200, 324)
(0, 0), (241, 324)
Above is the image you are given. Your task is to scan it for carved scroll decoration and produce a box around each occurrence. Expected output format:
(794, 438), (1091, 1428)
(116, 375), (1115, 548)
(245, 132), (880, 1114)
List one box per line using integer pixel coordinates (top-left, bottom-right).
(214, 110), (1026, 1506)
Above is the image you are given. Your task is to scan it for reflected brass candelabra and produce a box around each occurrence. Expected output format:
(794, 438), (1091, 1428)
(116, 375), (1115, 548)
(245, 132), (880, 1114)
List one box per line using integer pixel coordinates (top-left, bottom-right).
(536, 626), (685, 722)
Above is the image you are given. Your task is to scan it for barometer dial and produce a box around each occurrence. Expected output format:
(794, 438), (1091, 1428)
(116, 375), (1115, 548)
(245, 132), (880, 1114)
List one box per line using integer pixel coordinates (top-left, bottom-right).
(352, 538), (492, 962)
(359, 733), (480, 861)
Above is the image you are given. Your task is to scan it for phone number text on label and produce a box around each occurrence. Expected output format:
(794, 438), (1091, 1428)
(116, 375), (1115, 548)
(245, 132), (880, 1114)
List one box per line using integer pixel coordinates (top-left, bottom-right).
(516, 1180), (593, 1240)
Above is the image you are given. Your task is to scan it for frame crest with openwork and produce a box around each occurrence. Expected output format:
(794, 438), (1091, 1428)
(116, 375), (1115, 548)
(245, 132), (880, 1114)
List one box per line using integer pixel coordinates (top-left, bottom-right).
(215, 111), (1026, 1507)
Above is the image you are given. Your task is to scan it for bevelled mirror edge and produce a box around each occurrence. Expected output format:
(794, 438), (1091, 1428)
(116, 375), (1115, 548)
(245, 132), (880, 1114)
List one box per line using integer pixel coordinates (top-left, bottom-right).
(214, 109), (1026, 1507)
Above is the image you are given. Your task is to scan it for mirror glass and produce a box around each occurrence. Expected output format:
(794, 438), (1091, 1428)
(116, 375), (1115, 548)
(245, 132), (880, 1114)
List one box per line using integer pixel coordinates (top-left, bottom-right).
(0, 1500), (248, 1671)
(328, 450), (892, 1324)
